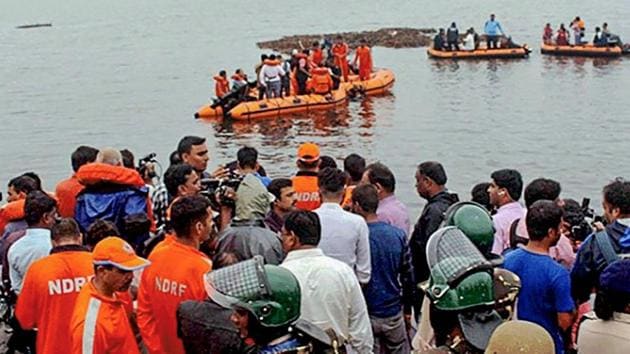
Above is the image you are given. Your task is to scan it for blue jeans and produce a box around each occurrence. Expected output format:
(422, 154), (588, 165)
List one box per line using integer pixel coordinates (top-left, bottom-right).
(266, 80), (281, 98)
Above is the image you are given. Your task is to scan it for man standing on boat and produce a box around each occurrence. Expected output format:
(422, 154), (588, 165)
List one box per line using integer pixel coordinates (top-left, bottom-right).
(332, 35), (350, 82)
(484, 14), (504, 49)
(353, 39), (373, 81)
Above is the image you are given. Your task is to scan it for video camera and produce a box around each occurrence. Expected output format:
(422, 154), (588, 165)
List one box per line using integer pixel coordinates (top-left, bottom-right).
(580, 198), (605, 225)
(137, 153), (158, 179)
(200, 171), (244, 210)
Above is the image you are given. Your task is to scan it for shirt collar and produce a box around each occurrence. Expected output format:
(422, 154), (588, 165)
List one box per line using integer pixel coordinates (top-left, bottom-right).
(25, 228), (51, 238)
(284, 248), (324, 262)
(319, 202), (343, 210)
(380, 194), (396, 204)
(497, 201), (522, 212)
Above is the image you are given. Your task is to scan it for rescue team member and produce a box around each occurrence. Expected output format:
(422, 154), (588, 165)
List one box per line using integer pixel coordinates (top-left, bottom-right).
(137, 195), (214, 354)
(55, 145), (98, 218)
(353, 39), (373, 81)
(332, 35), (349, 82)
(70, 237), (150, 354)
(0, 175), (38, 237)
(310, 41), (324, 67)
(307, 65), (333, 95)
(16, 218), (92, 354)
(292, 143), (321, 211)
(213, 70), (230, 98)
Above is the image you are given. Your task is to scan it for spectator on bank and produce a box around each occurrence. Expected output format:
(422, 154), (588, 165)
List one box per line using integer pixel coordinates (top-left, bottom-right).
(265, 178), (297, 234)
(314, 167), (371, 284)
(488, 169), (525, 255)
(55, 146), (98, 218)
(361, 162), (410, 236)
(352, 185), (414, 353)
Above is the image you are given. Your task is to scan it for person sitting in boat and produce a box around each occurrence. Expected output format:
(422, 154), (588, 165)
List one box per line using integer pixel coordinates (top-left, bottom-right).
(602, 23), (623, 47)
(231, 69), (247, 91)
(446, 22), (460, 51)
(500, 36), (521, 49)
(433, 28), (447, 51)
(543, 23), (554, 44)
(462, 29), (475, 51)
(213, 70), (230, 99)
(470, 27), (480, 49)
(556, 24), (570, 46)
(593, 27), (607, 47)
(307, 65), (333, 95)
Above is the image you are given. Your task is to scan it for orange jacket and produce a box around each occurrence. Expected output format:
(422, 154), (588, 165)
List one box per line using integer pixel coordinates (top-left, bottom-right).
(16, 248), (93, 354)
(341, 185), (357, 209)
(354, 46), (373, 74)
(292, 171), (321, 211)
(0, 199), (26, 236)
(307, 67), (333, 94)
(55, 175), (84, 218)
(71, 280), (140, 354)
(214, 76), (230, 98)
(311, 48), (324, 66)
(137, 239), (212, 354)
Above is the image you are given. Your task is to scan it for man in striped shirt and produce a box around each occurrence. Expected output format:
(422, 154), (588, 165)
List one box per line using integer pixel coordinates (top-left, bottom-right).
(70, 237), (150, 354)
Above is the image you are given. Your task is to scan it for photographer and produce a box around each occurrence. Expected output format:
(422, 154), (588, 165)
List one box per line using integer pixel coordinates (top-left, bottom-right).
(572, 179), (630, 304)
(215, 174), (284, 265)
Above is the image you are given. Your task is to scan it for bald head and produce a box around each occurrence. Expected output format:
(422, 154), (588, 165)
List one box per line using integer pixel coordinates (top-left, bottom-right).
(96, 148), (123, 166)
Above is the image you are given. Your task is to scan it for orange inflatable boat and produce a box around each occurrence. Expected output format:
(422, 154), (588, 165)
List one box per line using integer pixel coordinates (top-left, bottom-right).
(540, 43), (622, 57)
(342, 69), (395, 96)
(227, 89), (347, 120)
(427, 46), (531, 59)
(195, 105), (223, 119)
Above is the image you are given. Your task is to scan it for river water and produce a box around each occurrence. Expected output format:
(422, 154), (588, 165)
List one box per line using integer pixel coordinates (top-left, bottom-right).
(2, 0), (629, 213)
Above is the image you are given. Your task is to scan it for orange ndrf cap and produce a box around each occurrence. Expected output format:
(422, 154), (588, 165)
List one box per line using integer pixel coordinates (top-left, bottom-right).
(92, 236), (150, 271)
(297, 143), (320, 163)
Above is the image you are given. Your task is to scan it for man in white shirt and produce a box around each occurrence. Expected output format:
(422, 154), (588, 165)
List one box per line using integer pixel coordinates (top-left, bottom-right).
(280, 211), (373, 353)
(314, 167), (371, 284)
(258, 54), (285, 98)
(8, 190), (57, 294)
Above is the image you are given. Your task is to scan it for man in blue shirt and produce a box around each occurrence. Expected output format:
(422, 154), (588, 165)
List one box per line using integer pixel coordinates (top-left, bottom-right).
(484, 14), (504, 49)
(504, 200), (575, 354)
(352, 184), (415, 354)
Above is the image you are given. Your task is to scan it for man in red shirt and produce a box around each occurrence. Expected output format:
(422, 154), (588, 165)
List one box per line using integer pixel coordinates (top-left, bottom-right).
(137, 195), (214, 354)
(55, 146), (98, 218)
(16, 218), (93, 354)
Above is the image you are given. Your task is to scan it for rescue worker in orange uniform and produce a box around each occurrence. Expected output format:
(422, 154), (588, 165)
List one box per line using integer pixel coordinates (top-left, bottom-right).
(332, 35), (350, 82)
(292, 143), (321, 211)
(353, 39), (373, 81)
(55, 146), (98, 218)
(307, 65), (333, 95)
(213, 70), (230, 98)
(16, 218), (93, 354)
(137, 195), (214, 354)
(70, 236), (150, 354)
(310, 41), (324, 67)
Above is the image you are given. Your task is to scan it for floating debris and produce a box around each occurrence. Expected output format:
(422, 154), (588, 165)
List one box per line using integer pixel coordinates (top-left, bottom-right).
(257, 27), (436, 53)
(16, 23), (52, 29)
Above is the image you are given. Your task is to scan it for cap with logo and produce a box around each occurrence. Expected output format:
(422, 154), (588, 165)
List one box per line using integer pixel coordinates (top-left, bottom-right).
(92, 236), (150, 271)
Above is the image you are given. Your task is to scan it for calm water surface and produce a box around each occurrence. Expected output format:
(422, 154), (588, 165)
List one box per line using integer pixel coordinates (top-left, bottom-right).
(2, 0), (629, 213)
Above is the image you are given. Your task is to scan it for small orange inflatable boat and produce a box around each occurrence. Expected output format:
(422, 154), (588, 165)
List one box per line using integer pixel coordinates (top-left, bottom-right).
(228, 89), (347, 120)
(427, 46), (531, 59)
(540, 43), (622, 57)
(195, 105), (223, 119)
(342, 69), (395, 96)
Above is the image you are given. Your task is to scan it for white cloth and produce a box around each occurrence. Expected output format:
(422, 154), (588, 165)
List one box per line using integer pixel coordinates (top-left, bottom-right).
(577, 312), (630, 354)
(258, 64), (285, 84)
(314, 203), (371, 284)
(8, 228), (52, 293)
(462, 33), (475, 51)
(281, 248), (374, 353)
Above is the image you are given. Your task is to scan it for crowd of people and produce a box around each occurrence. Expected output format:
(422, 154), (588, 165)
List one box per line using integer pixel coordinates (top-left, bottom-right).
(542, 17), (624, 47)
(212, 36), (374, 102)
(431, 14), (524, 52)
(0, 135), (629, 354)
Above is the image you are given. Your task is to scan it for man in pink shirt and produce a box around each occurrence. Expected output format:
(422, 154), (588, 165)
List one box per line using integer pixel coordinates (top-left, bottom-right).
(488, 169), (525, 255)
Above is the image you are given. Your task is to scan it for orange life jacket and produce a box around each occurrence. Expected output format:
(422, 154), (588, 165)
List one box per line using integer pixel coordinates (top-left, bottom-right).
(292, 171), (321, 211)
(263, 59), (281, 66)
(213, 76), (229, 98)
(231, 73), (245, 82)
(76, 163), (145, 188)
(308, 67), (333, 94)
(0, 199), (26, 235)
(311, 48), (324, 66)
